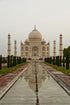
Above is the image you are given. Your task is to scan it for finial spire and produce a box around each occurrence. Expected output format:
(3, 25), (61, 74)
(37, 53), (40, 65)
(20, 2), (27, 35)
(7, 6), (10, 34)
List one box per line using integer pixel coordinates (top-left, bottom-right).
(34, 25), (36, 30)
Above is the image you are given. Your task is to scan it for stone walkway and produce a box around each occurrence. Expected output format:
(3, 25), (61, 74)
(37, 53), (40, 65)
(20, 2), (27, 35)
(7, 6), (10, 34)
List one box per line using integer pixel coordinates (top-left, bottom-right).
(0, 62), (70, 105)
(41, 63), (70, 94)
(0, 63), (29, 91)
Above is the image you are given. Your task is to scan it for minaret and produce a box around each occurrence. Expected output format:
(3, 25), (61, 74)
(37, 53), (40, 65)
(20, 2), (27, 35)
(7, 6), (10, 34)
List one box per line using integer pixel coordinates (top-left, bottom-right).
(48, 42), (50, 57)
(21, 42), (23, 58)
(59, 34), (63, 57)
(53, 40), (56, 57)
(14, 40), (17, 56)
(8, 34), (11, 56)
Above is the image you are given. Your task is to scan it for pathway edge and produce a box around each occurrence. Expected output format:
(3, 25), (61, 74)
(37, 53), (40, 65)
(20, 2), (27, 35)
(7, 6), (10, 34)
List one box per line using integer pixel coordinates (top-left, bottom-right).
(41, 63), (70, 95)
(0, 63), (31, 100)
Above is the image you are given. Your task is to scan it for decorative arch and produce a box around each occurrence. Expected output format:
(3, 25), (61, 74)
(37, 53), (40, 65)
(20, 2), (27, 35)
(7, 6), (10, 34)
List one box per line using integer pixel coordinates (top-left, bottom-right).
(42, 47), (45, 51)
(25, 47), (28, 51)
(32, 46), (38, 56)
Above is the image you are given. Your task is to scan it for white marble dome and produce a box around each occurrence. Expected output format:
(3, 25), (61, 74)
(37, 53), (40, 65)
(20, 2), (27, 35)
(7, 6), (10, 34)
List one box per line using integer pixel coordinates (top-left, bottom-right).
(29, 26), (42, 41)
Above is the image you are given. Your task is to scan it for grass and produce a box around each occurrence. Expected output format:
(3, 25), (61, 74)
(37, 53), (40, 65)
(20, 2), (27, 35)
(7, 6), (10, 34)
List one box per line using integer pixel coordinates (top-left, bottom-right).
(44, 62), (70, 76)
(0, 62), (27, 78)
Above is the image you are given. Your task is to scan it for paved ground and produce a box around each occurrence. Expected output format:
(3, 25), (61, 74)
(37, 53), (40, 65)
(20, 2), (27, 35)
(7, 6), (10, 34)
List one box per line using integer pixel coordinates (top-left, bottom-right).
(0, 62), (70, 105)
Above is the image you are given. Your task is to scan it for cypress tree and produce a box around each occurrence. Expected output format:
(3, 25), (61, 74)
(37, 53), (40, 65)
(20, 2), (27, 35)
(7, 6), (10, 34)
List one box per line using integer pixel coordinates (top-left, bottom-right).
(58, 56), (60, 66)
(56, 56), (59, 66)
(44, 58), (47, 62)
(23, 58), (26, 62)
(0, 55), (2, 70)
(63, 56), (65, 67)
(59, 56), (61, 66)
(18, 57), (20, 64)
(10, 55), (13, 67)
(13, 56), (16, 66)
(53, 57), (56, 65)
(7, 55), (10, 68)
(47, 57), (50, 63)
(56, 56), (58, 66)
(13, 56), (15, 66)
(17, 56), (19, 64)
(66, 55), (69, 69)
(20, 57), (22, 63)
(49, 57), (52, 64)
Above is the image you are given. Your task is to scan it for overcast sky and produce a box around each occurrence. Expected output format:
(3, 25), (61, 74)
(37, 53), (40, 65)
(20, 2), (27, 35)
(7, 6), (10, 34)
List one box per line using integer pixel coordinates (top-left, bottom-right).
(0, 0), (70, 57)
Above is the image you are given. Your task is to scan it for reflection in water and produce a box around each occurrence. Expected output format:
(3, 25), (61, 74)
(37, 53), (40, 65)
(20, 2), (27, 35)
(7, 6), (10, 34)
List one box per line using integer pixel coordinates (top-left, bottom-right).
(23, 62), (50, 92)
(22, 62), (50, 105)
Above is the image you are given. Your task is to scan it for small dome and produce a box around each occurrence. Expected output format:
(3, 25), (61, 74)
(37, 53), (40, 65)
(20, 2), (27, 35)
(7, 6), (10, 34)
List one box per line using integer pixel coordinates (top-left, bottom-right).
(41, 39), (46, 44)
(25, 39), (30, 43)
(29, 26), (42, 41)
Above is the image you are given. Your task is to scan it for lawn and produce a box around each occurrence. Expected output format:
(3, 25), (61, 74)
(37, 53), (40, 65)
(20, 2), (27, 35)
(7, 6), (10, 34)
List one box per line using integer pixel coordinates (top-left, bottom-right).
(44, 62), (70, 76)
(0, 62), (27, 78)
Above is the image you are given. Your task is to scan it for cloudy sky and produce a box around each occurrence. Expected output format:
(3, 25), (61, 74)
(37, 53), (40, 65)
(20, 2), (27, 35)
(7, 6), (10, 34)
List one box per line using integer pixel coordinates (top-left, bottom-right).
(0, 0), (70, 57)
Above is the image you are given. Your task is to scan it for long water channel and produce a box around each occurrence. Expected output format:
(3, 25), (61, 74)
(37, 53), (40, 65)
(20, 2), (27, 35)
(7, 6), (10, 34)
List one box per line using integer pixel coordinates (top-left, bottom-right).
(0, 62), (70, 105)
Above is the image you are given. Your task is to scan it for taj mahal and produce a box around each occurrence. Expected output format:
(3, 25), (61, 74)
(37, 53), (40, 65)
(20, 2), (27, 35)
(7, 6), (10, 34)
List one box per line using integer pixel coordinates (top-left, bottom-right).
(8, 26), (63, 60)
(21, 26), (50, 59)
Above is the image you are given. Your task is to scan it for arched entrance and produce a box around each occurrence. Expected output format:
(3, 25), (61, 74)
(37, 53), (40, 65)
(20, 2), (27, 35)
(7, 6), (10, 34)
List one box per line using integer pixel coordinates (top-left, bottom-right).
(32, 47), (38, 56)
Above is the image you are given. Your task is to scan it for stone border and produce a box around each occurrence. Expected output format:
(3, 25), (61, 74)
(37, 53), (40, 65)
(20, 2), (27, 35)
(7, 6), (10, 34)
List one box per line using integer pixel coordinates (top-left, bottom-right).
(41, 63), (70, 95)
(0, 64), (31, 100)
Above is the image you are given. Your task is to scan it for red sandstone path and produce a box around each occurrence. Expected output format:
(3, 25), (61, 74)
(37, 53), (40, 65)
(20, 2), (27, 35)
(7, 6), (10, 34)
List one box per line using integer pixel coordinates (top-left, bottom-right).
(0, 63), (29, 91)
(2, 63), (7, 67)
(42, 63), (70, 89)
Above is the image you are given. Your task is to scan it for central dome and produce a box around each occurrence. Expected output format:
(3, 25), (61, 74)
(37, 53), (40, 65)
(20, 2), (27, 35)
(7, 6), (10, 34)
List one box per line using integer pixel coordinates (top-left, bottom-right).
(29, 26), (42, 41)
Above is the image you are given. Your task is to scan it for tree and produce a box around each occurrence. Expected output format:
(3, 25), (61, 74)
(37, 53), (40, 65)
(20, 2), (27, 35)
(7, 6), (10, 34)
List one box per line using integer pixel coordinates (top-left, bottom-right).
(63, 46), (70, 57)
(13, 56), (16, 66)
(10, 55), (13, 67)
(63, 46), (70, 69)
(7, 55), (10, 68)
(23, 58), (26, 62)
(59, 56), (61, 66)
(66, 55), (69, 69)
(0, 55), (2, 70)
(63, 56), (65, 67)
(53, 57), (56, 65)
(49, 57), (52, 64)
(56, 56), (60, 66)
